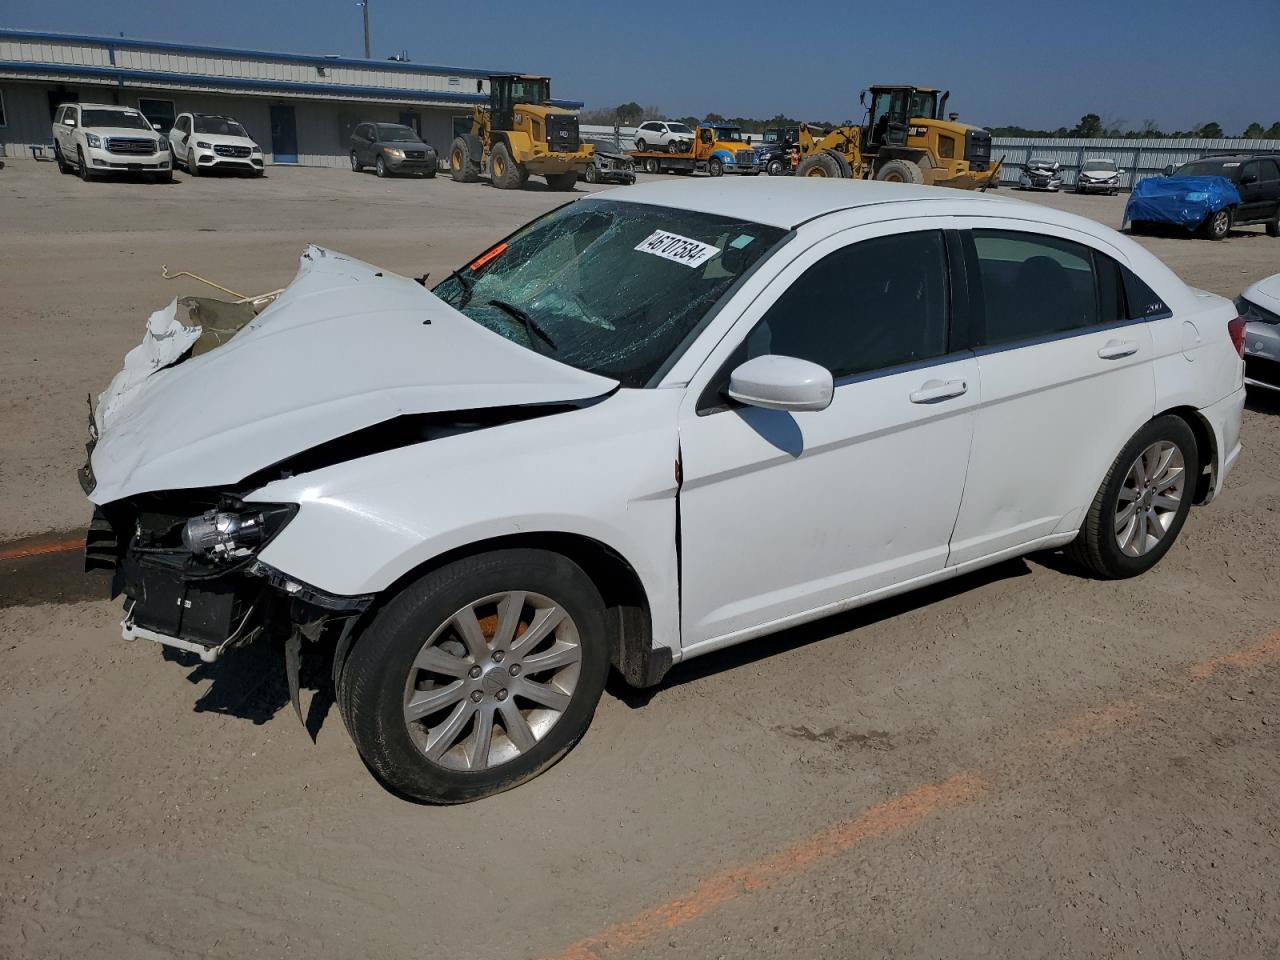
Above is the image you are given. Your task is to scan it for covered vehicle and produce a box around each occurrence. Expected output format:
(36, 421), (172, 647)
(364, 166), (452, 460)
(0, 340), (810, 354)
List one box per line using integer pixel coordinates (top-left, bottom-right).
(1237, 273), (1280, 391)
(1124, 173), (1242, 240)
(1019, 157), (1063, 191)
(1076, 158), (1122, 195)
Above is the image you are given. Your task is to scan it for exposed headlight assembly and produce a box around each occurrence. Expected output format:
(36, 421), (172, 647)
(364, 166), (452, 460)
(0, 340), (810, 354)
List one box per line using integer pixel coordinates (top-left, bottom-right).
(182, 504), (297, 561)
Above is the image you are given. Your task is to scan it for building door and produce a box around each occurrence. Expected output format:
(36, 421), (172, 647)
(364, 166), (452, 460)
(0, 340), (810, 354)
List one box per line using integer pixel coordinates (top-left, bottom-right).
(269, 104), (299, 163)
(398, 110), (421, 136)
(48, 89), (78, 121)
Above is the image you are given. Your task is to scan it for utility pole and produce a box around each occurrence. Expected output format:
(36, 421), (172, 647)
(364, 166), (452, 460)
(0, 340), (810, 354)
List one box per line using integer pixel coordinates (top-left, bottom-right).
(359, 0), (370, 58)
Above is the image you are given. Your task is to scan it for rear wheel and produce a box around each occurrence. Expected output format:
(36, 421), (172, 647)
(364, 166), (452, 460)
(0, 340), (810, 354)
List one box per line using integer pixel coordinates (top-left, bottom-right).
(490, 142), (526, 190)
(643, 157), (660, 174)
(1066, 415), (1199, 579)
(1202, 207), (1232, 240)
(338, 548), (609, 803)
(795, 152), (842, 178)
(875, 158), (926, 184)
(449, 136), (481, 183)
(350, 151), (362, 172)
(545, 170), (578, 191)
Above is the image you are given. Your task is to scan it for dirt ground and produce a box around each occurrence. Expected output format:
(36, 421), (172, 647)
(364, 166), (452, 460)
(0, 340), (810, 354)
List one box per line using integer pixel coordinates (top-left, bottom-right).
(2, 163), (1279, 959)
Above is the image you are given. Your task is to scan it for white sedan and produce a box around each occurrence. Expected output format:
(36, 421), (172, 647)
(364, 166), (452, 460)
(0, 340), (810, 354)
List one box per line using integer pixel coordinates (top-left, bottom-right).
(83, 179), (1246, 803)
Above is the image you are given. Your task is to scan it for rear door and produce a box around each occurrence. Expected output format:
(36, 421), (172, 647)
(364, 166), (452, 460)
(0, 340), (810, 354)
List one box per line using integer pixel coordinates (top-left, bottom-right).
(947, 224), (1155, 565)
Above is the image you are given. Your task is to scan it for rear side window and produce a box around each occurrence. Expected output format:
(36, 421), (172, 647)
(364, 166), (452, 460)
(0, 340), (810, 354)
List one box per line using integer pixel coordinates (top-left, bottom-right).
(1260, 158), (1280, 181)
(1120, 265), (1170, 320)
(742, 230), (950, 379)
(971, 230), (1098, 346)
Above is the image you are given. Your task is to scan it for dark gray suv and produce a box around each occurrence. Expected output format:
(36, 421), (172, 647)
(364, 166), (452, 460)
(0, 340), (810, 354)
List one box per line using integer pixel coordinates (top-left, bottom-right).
(350, 122), (438, 178)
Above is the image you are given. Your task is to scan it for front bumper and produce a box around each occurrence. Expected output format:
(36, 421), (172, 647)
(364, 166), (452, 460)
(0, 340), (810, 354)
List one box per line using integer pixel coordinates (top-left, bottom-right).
(86, 144), (169, 172)
(1077, 178), (1119, 193)
(1019, 174), (1062, 190)
(194, 150), (265, 172)
(386, 154), (439, 173)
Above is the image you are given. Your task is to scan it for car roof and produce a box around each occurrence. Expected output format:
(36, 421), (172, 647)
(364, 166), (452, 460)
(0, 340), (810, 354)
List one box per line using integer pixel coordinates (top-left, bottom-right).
(1182, 155), (1258, 164)
(76, 103), (135, 110)
(595, 177), (1038, 229)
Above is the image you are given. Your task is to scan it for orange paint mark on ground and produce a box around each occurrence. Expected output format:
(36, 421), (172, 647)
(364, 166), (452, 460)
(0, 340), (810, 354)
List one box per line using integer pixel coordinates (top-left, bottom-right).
(0, 538), (83, 562)
(545, 633), (1280, 960)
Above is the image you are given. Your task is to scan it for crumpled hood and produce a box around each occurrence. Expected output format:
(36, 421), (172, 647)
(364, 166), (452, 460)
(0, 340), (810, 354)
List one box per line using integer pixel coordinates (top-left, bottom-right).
(87, 246), (617, 504)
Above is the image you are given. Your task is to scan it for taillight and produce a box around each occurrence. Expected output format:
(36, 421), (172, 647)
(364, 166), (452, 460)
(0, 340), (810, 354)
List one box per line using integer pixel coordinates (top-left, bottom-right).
(1227, 315), (1247, 358)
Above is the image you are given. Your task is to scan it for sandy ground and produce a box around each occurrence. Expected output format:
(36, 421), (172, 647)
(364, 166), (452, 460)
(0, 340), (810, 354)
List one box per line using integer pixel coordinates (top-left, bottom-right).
(2, 162), (1280, 959)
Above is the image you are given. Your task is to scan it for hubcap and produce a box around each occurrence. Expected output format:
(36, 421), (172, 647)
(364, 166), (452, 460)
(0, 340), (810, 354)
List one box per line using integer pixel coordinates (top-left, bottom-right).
(402, 591), (582, 771)
(1114, 441), (1185, 557)
(1214, 212), (1228, 233)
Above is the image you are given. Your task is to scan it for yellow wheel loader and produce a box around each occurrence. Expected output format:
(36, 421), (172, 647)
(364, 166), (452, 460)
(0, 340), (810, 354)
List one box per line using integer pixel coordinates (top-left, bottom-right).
(793, 85), (1000, 190)
(450, 75), (594, 191)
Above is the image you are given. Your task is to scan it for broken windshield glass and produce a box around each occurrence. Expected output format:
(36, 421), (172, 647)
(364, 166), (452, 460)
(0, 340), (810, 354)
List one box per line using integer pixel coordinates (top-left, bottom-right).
(433, 199), (787, 387)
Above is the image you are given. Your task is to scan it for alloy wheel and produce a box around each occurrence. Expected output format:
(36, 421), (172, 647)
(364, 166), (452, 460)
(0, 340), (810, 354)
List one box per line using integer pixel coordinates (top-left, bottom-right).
(402, 591), (582, 772)
(1114, 441), (1185, 557)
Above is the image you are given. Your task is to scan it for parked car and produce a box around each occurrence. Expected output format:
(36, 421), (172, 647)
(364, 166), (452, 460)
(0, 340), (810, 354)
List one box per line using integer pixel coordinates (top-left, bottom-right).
(633, 120), (695, 153)
(582, 145), (636, 185)
(1075, 158), (1122, 195)
(350, 122), (438, 177)
(1237, 273), (1280, 391)
(755, 126), (802, 176)
(169, 113), (265, 177)
(1018, 157), (1063, 191)
(52, 102), (171, 182)
(1127, 155), (1280, 240)
(82, 179), (1245, 803)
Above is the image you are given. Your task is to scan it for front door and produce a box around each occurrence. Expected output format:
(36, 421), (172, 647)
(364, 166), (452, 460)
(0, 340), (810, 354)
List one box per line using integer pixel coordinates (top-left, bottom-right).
(1237, 159), (1273, 222)
(948, 224), (1156, 565)
(269, 104), (298, 163)
(678, 223), (977, 649)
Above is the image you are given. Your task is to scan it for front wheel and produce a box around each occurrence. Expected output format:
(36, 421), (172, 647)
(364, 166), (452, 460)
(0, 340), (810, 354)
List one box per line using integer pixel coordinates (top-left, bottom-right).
(584, 163), (599, 184)
(375, 155), (388, 178)
(1066, 415), (1199, 579)
(634, 137), (647, 152)
(338, 549), (610, 803)
(766, 158), (785, 176)
(707, 158), (723, 177)
(76, 147), (92, 181)
(55, 143), (70, 174)
(1202, 207), (1231, 240)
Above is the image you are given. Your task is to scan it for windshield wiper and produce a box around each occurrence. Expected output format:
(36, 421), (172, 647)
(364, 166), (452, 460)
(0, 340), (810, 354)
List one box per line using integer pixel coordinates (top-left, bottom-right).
(488, 299), (558, 352)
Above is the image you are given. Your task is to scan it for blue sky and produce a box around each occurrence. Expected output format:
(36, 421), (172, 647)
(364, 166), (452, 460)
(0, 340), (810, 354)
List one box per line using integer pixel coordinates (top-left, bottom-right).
(7, 0), (1280, 133)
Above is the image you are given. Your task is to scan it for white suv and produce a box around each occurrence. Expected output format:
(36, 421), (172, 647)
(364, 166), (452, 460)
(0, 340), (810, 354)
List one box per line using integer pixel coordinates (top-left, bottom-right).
(52, 103), (171, 182)
(169, 112), (265, 177)
(633, 120), (695, 153)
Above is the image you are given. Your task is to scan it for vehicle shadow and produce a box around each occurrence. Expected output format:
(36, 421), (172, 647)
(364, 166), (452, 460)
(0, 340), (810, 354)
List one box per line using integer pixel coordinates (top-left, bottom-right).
(607, 557), (1033, 708)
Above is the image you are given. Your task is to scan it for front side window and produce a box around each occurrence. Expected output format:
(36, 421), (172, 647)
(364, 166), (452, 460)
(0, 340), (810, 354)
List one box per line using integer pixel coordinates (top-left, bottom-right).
(668, 123), (693, 135)
(82, 109), (152, 131)
(433, 199), (786, 387)
(971, 230), (1099, 345)
(736, 230), (950, 380)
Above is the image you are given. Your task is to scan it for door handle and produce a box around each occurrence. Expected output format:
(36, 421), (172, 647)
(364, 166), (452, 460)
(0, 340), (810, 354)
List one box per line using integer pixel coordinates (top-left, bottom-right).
(1098, 339), (1139, 360)
(909, 379), (968, 404)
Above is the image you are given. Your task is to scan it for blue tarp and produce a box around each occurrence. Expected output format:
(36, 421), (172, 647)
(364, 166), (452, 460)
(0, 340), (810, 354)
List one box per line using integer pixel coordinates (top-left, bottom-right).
(1124, 175), (1241, 229)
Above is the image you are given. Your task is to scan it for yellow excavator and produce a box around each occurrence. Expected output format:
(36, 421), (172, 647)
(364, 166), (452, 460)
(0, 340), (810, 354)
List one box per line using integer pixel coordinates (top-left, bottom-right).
(794, 84), (1000, 189)
(450, 75), (594, 191)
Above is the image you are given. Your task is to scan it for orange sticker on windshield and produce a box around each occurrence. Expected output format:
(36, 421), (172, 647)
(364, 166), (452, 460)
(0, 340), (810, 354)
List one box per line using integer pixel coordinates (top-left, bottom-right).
(468, 242), (508, 272)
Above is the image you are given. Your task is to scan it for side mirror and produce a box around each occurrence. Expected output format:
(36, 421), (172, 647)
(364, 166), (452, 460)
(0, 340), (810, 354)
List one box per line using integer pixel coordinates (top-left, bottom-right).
(728, 355), (833, 412)
(859, 90), (867, 106)
(1241, 173), (1258, 185)
(1162, 164), (1175, 176)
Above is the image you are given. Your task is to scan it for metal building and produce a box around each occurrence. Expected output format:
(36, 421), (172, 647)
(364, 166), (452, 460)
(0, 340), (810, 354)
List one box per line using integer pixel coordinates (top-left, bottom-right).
(0, 29), (582, 166)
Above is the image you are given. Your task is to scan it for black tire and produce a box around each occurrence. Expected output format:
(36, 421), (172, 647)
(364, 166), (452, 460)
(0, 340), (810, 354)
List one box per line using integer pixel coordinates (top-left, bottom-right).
(643, 157), (660, 174)
(766, 158), (785, 176)
(76, 147), (92, 181)
(795, 152), (842, 178)
(375, 155), (389, 178)
(187, 154), (200, 177)
(1202, 207), (1231, 240)
(634, 137), (647, 152)
(707, 157), (724, 177)
(54, 143), (71, 174)
(1066, 415), (1199, 579)
(1266, 208), (1280, 238)
(490, 141), (525, 190)
(584, 162), (599, 184)
(423, 166), (436, 179)
(449, 135), (481, 183)
(1127, 220), (1148, 235)
(545, 170), (578, 191)
(875, 158), (925, 184)
(338, 548), (610, 803)
(667, 141), (683, 154)
(350, 151), (362, 172)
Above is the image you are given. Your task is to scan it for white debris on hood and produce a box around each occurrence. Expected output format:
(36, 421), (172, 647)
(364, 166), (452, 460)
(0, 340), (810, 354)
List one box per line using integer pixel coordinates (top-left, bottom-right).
(95, 299), (201, 433)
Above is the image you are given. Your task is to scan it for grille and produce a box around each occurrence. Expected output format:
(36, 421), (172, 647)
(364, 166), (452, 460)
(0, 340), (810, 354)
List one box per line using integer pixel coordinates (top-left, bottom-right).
(735, 150), (756, 165)
(404, 150), (426, 159)
(546, 114), (581, 153)
(965, 129), (992, 169)
(1246, 354), (1280, 388)
(214, 144), (251, 158)
(107, 138), (157, 156)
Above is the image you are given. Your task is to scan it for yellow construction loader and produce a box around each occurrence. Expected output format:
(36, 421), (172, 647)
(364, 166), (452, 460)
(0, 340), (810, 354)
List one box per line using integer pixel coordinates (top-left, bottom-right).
(450, 75), (594, 191)
(794, 84), (1000, 189)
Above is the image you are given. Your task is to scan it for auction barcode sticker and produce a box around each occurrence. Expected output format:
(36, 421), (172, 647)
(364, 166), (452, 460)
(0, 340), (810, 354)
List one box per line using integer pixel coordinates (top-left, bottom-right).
(634, 230), (722, 268)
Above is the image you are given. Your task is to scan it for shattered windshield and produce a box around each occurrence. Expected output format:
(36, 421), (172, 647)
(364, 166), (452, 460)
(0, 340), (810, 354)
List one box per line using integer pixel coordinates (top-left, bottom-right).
(433, 199), (787, 387)
(194, 116), (249, 137)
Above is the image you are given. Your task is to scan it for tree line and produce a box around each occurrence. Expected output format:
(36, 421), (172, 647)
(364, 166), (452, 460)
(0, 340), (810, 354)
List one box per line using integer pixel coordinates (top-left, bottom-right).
(582, 104), (1280, 140)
